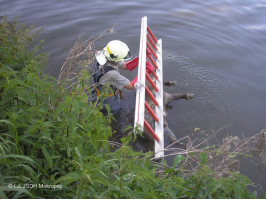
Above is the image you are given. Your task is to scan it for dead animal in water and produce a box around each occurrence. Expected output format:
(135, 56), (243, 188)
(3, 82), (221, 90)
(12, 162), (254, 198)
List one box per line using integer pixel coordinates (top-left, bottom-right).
(143, 80), (194, 146)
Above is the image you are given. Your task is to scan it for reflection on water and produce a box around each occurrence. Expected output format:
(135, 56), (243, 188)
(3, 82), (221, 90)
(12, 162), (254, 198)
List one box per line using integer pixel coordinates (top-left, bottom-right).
(1, 0), (265, 193)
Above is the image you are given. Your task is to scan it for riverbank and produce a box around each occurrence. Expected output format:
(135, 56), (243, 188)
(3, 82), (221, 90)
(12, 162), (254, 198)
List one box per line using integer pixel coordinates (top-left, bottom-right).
(0, 17), (263, 199)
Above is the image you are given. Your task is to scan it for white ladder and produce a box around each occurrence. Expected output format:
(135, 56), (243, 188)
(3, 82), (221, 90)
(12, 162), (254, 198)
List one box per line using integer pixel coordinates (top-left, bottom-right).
(134, 16), (164, 158)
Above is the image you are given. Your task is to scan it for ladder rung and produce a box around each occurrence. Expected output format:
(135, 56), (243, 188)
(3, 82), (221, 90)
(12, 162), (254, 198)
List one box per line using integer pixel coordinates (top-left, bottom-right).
(147, 26), (158, 43)
(145, 101), (159, 122)
(144, 119), (159, 141)
(151, 70), (158, 80)
(145, 85), (159, 106)
(147, 54), (158, 69)
(146, 72), (158, 92)
(147, 34), (158, 51)
(147, 42), (158, 59)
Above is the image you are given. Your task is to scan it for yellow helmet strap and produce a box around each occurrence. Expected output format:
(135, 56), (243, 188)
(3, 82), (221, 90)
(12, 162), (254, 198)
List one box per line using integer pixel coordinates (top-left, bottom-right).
(107, 45), (117, 59)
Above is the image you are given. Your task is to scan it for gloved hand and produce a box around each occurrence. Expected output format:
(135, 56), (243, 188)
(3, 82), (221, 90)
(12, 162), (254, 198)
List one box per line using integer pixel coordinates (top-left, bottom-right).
(130, 61), (154, 87)
(130, 76), (144, 90)
(125, 57), (139, 71)
(125, 49), (152, 71)
(130, 76), (138, 86)
(134, 81), (144, 90)
(146, 48), (151, 57)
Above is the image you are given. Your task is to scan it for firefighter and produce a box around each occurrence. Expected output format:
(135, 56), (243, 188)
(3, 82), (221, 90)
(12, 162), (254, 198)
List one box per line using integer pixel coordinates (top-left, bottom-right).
(92, 40), (135, 114)
(92, 40), (153, 114)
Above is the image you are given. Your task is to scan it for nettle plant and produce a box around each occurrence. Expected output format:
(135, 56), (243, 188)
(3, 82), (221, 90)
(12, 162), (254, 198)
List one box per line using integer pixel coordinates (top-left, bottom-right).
(0, 16), (113, 198)
(0, 16), (263, 199)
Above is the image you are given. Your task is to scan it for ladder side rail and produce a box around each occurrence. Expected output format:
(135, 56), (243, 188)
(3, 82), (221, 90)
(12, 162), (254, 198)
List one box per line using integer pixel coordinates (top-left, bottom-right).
(134, 16), (147, 131)
(154, 39), (164, 158)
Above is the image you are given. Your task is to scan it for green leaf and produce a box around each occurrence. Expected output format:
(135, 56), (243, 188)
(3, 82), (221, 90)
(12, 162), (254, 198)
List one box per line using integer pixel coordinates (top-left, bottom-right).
(0, 190), (7, 199)
(200, 152), (209, 165)
(54, 172), (82, 185)
(0, 154), (36, 166)
(10, 163), (36, 177)
(40, 136), (54, 146)
(54, 102), (67, 117)
(74, 147), (84, 165)
(0, 186), (32, 198)
(105, 104), (111, 116)
(166, 188), (177, 199)
(0, 120), (15, 128)
(41, 146), (53, 168)
(229, 153), (237, 159)
(76, 123), (87, 133)
(172, 155), (185, 168)
(123, 125), (133, 133)
(66, 142), (71, 157)
(161, 159), (168, 167)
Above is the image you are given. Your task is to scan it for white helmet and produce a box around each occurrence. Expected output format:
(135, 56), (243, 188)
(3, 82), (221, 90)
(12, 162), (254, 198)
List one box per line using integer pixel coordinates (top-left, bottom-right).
(103, 40), (131, 62)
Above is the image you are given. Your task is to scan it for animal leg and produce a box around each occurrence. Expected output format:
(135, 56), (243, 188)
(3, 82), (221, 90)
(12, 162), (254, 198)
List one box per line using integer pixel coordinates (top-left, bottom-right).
(164, 120), (186, 148)
(163, 81), (177, 87)
(164, 92), (194, 105)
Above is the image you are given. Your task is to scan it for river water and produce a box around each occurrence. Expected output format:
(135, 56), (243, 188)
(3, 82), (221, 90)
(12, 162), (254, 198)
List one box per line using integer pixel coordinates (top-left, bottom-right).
(1, 0), (265, 193)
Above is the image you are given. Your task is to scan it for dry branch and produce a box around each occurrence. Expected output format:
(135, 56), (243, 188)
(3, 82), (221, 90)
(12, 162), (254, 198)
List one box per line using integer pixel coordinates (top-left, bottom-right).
(152, 129), (266, 178)
(57, 25), (116, 91)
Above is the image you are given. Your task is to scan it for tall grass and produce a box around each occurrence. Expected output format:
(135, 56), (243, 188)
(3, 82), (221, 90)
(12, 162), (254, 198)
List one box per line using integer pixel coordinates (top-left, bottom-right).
(0, 16), (262, 198)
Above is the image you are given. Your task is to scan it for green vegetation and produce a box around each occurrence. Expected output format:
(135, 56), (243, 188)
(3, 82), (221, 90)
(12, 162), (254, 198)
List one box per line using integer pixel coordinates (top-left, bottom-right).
(0, 16), (260, 198)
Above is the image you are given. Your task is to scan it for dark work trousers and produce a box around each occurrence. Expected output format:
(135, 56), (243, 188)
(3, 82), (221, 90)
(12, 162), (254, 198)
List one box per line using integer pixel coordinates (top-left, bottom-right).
(90, 85), (120, 115)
